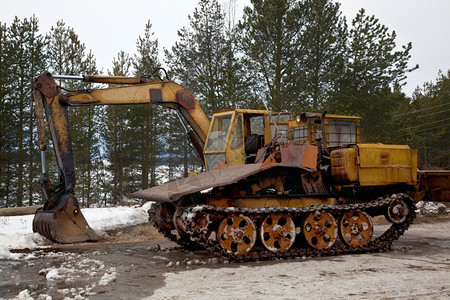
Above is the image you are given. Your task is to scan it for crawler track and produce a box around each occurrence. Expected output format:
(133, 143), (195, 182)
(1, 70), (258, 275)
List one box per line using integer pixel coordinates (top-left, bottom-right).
(149, 193), (416, 262)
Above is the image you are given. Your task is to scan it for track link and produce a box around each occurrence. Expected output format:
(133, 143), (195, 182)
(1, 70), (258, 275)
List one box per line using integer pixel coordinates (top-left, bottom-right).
(148, 203), (204, 250)
(149, 193), (416, 262)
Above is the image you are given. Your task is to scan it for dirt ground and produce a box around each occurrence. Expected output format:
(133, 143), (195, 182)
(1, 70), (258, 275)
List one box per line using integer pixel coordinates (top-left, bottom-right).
(1, 216), (449, 300)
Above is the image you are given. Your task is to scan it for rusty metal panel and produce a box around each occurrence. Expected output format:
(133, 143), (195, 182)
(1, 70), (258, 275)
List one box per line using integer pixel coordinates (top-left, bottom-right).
(280, 144), (317, 169)
(133, 163), (265, 202)
(33, 72), (60, 98)
(133, 161), (312, 202)
(33, 90), (47, 151)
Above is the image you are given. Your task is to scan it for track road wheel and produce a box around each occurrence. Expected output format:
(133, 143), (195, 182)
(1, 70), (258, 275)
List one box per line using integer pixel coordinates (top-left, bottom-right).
(385, 198), (409, 224)
(303, 211), (337, 249)
(217, 214), (256, 255)
(260, 214), (296, 252)
(339, 210), (373, 247)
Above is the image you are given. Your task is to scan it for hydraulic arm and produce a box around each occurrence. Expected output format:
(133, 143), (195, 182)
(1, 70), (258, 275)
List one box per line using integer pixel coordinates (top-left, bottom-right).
(32, 71), (209, 243)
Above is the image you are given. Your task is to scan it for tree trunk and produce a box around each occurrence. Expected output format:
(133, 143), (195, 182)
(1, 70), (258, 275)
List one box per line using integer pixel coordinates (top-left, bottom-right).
(28, 97), (34, 205)
(142, 107), (150, 188)
(17, 79), (24, 207)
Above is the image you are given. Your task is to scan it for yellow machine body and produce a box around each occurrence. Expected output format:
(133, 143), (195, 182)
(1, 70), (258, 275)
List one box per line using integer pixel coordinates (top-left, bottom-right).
(331, 144), (418, 187)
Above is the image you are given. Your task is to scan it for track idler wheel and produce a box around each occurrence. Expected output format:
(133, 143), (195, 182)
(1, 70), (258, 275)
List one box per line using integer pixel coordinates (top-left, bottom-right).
(174, 207), (212, 250)
(217, 214), (256, 255)
(385, 197), (410, 224)
(302, 211), (337, 249)
(154, 203), (176, 231)
(339, 210), (373, 247)
(260, 213), (296, 252)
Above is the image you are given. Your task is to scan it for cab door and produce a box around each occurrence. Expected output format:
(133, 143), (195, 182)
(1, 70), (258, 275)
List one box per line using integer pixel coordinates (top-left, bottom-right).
(203, 111), (245, 169)
(226, 113), (245, 166)
(204, 112), (233, 170)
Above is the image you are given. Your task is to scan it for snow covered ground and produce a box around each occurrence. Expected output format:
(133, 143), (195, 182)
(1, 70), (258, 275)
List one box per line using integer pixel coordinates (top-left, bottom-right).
(1, 201), (449, 300)
(0, 202), (153, 260)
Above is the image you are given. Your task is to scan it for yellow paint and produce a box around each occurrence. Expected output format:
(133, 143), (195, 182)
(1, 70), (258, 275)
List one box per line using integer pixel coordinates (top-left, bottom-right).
(331, 144), (417, 186)
(226, 113), (245, 166)
(357, 144), (417, 186)
(205, 110), (269, 169)
(66, 81), (210, 143)
(331, 147), (359, 182)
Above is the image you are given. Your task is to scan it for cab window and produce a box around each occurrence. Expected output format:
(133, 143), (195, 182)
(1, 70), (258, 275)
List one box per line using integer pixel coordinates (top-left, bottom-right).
(205, 114), (232, 151)
(231, 114), (243, 150)
(289, 125), (308, 142)
(328, 120), (357, 147)
(269, 113), (290, 143)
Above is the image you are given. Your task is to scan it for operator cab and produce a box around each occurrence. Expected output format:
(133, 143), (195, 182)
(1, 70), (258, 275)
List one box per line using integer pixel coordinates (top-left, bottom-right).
(204, 109), (286, 170)
(204, 109), (293, 170)
(203, 110), (360, 170)
(288, 112), (360, 148)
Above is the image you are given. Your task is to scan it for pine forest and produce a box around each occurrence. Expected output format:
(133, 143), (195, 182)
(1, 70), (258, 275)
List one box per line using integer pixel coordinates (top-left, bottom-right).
(0, 0), (448, 208)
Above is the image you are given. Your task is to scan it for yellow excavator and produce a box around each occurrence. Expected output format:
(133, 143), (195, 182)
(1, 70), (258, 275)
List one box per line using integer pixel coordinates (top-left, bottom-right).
(32, 71), (449, 261)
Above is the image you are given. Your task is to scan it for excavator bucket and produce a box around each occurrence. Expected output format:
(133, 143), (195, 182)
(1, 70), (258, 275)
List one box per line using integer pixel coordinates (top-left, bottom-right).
(32, 194), (99, 243)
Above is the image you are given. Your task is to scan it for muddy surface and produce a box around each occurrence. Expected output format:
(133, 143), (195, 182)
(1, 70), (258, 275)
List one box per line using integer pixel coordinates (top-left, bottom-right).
(1, 217), (449, 299)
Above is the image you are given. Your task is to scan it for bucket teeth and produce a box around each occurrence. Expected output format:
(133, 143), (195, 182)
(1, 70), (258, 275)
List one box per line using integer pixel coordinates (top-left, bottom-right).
(33, 194), (99, 243)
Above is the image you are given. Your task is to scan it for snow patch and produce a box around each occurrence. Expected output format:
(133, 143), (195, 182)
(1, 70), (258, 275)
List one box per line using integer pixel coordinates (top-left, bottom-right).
(45, 268), (61, 280)
(30, 253), (118, 299)
(98, 267), (117, 286)
(17, 289), (33, 300)
(415, 201), (449, 215)
(0, 203), (152, 259)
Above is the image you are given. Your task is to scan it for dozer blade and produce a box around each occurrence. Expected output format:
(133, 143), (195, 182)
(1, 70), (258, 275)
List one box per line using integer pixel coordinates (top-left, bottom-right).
(33, 194), (99, 243)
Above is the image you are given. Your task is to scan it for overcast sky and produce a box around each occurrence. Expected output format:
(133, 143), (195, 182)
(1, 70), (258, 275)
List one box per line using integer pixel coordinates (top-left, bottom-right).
(1, 0), (449, 97)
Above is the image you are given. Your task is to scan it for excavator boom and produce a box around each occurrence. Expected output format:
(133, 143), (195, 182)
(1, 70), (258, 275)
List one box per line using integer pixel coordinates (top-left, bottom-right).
(32, 71), (209, 243)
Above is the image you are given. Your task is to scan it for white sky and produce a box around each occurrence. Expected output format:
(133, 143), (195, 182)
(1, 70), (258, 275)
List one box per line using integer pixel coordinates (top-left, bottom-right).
(1, 0), (449, 97)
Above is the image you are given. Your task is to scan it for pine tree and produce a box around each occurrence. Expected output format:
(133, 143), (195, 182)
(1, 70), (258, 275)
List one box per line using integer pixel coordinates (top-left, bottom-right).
(397, 70), (450, 169)
(348, 9), (417, 94)
(47, 20), (85, 78)
(0, 22), (13, 206)
(328, 9), (418, 142)
(165, 0), (231, 115)
(238, 0), (304, 111)
(4, 17), (47, 207)
(165, 0), (247, 175)
(222, 0), (254, 109)
(132, 20), (161, 188)
(102, 50), (135, 204)
(294, 0), (348, 111)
